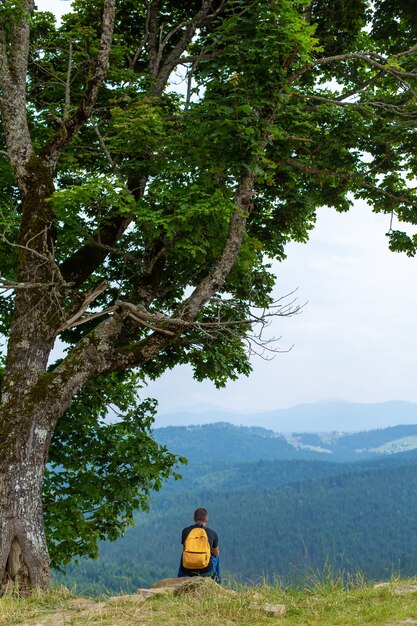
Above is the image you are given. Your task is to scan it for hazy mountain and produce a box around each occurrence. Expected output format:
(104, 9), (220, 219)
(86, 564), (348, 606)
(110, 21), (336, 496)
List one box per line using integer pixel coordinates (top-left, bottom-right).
(153, 422), (326, 463)
(153, 421), (417, 463)
(155, 400), (417, 432)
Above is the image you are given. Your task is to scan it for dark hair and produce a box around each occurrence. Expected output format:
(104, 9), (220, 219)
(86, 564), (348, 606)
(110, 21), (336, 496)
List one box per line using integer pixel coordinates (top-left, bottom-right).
(194, 507), (208, 522)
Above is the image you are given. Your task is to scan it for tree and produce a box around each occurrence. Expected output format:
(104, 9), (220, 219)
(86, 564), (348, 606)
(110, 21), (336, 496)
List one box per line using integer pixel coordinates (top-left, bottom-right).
(0, 0), (416, 592)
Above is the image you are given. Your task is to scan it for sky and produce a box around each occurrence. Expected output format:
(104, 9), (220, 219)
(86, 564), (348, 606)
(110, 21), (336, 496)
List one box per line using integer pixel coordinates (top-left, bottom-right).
(147, 203), (417, 416)
(37, 0), (417, 421)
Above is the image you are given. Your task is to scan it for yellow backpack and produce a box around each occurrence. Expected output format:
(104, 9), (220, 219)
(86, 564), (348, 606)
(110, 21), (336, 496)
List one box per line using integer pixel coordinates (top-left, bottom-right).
(183, 527), (211, 569)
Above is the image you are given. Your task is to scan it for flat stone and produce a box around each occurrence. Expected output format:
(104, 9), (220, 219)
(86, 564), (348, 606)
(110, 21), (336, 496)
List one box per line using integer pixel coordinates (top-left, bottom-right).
(374, 583), (417, 595)
(250, 602), (286, 616)
(152, 577), (186, 589)
(136, 587), (174, 597)
(149, 576), (232, 597)
(172, 578), (216, 596)
(152, 577), (212, 593)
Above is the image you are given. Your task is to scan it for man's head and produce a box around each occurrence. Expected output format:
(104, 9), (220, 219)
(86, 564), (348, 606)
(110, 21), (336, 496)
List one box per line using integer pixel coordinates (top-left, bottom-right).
(194, 507), (208, 525)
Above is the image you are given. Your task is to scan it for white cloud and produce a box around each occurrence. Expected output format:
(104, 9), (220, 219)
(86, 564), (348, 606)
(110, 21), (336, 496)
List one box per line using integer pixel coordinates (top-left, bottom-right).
(36, 0), (70, 20)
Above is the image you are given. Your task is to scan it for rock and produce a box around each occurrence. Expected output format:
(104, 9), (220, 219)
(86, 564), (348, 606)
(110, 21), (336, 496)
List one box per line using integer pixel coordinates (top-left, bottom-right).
(154, 577), (217, 596)
(149, 576), (233, 597)
(152, 577), (186, 589)
(148, 577), (209, 596)
(374, 583), (417, 595)
(173, 578), (219, 596)
(136, 587), (174, 598)
(250, 602), (286, 616)
(374, 583), (390, 590)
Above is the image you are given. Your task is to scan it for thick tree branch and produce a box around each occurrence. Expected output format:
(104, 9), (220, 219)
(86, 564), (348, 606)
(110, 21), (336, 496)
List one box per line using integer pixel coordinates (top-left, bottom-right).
(57, 2), (228, 288)
(179, 174), (255, 321)
(104, 171), (256, 372)
(151, 0), (220, 95)
(0, 1), (34, 191)
(59, 181), (143, 287)
(41, 0), (116, 170)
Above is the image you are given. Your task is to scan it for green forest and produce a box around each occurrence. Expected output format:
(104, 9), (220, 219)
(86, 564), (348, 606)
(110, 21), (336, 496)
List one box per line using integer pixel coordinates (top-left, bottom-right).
(55, 424), (417, 594)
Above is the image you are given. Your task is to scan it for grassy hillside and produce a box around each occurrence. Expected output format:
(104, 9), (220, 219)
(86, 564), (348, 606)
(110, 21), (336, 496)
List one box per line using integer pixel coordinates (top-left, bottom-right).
(3, 579), (417, 625)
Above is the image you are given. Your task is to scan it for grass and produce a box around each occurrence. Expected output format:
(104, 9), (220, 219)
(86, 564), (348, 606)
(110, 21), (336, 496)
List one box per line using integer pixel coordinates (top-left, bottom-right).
(2, 578), (417, 625)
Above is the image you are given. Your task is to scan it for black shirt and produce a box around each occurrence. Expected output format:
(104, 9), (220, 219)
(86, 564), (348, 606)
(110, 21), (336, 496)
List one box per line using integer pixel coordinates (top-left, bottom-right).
(180, 523), (219, 575)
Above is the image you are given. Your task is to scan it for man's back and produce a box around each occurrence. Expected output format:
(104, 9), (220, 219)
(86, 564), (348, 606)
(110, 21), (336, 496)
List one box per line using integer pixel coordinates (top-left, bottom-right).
(178, 508), (221, 583)
(181, 523), (219, 574)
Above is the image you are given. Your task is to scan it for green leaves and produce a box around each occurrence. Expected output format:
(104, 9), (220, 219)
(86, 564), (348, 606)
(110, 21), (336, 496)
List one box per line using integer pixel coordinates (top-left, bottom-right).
(45, 373), (184, 568)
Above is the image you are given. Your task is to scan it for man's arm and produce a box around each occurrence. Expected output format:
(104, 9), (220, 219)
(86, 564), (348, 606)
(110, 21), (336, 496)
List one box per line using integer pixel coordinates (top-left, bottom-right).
(211, 530), (219, 556)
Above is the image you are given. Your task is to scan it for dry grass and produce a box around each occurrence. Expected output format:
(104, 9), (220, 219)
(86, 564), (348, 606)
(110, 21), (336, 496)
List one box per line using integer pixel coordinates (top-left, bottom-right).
(2, 578), (417, 625)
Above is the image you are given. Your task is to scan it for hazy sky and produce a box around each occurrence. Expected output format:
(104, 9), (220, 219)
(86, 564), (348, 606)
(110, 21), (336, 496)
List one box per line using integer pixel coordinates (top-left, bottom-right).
(147, 203), (417, 415)
(37, 0), (69, 19)
(37, 0), (417, 417)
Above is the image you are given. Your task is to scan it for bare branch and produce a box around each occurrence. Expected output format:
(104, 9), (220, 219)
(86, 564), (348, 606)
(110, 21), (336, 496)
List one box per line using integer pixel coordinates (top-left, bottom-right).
(131, 1), (151, 68)
(0, 229), (54, 263)
(56, 281), (108, 334)
(334, 70), (385, 102)
(288, 51), (417, 87)
(92, 124), (130, 183)
(63, 41), (73, 121)
(295, 91), (417, 117)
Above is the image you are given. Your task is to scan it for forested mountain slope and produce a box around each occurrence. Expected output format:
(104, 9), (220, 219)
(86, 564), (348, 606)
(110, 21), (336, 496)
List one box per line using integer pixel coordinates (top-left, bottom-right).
(57, 457), (417, 593)
(103, 464), (417, 581)
(153, 423), (324, 463)
(154, 422), (417, 462)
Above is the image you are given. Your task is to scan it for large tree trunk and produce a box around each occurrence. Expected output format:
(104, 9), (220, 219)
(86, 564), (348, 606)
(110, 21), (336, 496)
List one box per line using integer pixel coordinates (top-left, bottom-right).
(0, 412), (51, 594)
(0, 161), (57, 594)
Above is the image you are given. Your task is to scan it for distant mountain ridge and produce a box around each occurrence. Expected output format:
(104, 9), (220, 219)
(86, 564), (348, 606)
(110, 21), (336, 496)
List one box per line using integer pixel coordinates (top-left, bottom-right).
(154, 421), (417, 462)
(156, 400), (417, 432)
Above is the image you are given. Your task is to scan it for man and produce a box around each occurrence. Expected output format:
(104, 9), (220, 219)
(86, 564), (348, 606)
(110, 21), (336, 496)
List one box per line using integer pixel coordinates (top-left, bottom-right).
(178, 507), (221, 583)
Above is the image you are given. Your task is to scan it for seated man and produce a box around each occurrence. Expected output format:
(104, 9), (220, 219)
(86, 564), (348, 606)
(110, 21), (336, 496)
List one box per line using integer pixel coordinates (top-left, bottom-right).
(178, 507), (221, 583)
